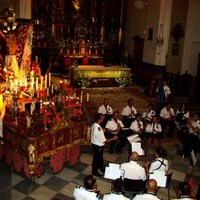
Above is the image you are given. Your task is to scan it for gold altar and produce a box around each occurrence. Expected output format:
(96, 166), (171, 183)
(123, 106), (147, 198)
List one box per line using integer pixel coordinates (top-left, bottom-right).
(72, 65), (132, 88)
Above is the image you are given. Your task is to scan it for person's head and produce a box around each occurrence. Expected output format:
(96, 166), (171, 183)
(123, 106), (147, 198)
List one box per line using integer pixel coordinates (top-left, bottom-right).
(179, 103), (188, 112)
(130, 151), (139, 161)
(128, 99), (133, 106)
(135, 113), (141, 121)
(163, 80), (167, 86)
(112, 178), (124, 193)
(166, 102), (172, 110)
(103, 98), (109, 106)
(147, 103), (153, 110)
(147, 179), (158, 194)
(154, 147), (167, 158)
(152, 116), (158, 123)
(176, 182), (191, 198)
(112, 111), (119, 120)
(84, 175), (97, 191)
(93, 113), (104, 124)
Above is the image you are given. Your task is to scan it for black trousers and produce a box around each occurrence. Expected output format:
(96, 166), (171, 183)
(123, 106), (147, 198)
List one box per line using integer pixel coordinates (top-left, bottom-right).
(92, 144), (105, 174)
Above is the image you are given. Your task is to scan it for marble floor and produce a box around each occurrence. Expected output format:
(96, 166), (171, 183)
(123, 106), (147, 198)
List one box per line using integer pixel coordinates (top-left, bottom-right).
(0, 84), (200, 200)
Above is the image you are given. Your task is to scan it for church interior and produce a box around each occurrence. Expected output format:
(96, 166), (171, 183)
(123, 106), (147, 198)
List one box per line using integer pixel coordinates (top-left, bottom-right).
(0, 0), (200, 199)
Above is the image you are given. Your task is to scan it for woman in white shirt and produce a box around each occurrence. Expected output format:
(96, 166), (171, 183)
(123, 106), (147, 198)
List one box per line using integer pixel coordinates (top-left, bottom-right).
(145, 147), (168, 175)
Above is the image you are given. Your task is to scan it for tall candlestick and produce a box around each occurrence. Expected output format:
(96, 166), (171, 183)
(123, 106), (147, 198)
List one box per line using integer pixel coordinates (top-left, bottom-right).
(47, 88), (49, 96)
(44, 74), (47, 89)
(80, 90), (83, 103)
(86, 92), (89, 102)
(30, 104), (33, 115)
(21, 102), (25, 112)
(48, 73), (51, 87)
(40, 76), (43, 90)
(35, 77), (38, 91)
(51, 84), (54, 94)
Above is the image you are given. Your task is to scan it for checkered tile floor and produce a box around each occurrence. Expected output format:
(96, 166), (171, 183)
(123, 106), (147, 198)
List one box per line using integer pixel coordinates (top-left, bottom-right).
(0, 139), (200, 200)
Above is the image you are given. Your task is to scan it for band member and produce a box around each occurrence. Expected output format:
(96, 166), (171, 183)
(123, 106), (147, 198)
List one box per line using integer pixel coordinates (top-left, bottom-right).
(142, 103), (156, 124)
(130, 113), (144, 136)
(159, 102), (175, 138)
(145, 116), (162, 153)
(105, 111), (124, 154)
(98, 98), (113, 127)
(121, 99), (137, 128)
(91, 113), (118, 177)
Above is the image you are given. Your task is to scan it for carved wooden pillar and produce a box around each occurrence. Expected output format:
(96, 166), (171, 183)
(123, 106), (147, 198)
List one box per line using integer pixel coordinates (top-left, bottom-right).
(118, 0), (124, 45)
(100, 0), (106, 40)
(51, 0), (56, 38)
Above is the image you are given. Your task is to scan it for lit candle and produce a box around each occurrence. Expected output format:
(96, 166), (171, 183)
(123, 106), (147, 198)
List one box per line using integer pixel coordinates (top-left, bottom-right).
(47, 87), (49, 96)
(35, 77), (38, 91)
(80, 90), (83, 103)
(44, 74), (47, 89)
(51, 84), (54, 94)
(86, 92), (89, 102)
(48, 73), (51, 87)
(40, 101), (43, 109)
(40, 76), (43, 90)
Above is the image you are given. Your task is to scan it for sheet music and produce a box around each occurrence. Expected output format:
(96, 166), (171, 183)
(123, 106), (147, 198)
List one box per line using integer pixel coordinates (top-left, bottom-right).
(127, 134), (140, 143)
(149, 171), (167, 187)
(131, 142), (144, 155)
(104, 163), (122, 180)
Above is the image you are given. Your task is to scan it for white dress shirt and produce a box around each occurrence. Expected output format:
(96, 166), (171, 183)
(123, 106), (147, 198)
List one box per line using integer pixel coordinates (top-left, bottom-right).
(160, 107), (175, 119)
(145, 123), (162, 134)
(163, 85), (171, 99)
(103, 192), (129, 200)
(121, 160), (146, 181)
(142, 110), (156, 121)
(130, 120), (143, 132)
(105, 118), (124, 134)
(133, 193), (160, 200)
(121, 105), (137, 118)
(91, 123), (106, 146)
(98, 105), (113, 115)
(73, 186), (101, 200)
(149, 157), (168, 173)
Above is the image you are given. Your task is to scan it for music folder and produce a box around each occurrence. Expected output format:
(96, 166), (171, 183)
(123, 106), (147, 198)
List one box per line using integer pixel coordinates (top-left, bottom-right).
(127, 134), (144, 155)
(104, 163), (124, 180)
(149, 171), (167, 187)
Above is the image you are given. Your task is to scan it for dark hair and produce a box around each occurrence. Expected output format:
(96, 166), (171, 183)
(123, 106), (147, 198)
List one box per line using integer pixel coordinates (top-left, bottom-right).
(128, 99), (133, 104)
(84, 175), (96, 190)
(93, 113), (103, 122)
(155, 147), (167, 158)
(112, 178), (124, 193)
(178, 182), (191, 196)
(178, 103), (188, 114)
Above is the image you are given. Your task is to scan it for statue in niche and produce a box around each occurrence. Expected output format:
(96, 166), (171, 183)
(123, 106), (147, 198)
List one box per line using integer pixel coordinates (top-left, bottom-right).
(0, 30), (19, 79)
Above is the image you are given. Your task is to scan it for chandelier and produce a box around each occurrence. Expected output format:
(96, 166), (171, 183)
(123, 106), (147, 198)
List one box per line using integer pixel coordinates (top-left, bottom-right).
(0, 6), (17, 33)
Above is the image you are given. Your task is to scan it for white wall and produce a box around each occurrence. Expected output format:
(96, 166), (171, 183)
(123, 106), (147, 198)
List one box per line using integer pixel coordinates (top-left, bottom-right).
(181, 0), (200, 76)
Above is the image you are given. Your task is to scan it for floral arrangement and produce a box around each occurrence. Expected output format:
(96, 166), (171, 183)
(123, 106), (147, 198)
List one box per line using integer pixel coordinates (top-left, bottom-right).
(30, 61), (41, 78)
(115, 77), (132, 87)
(40, 82), (83, 127)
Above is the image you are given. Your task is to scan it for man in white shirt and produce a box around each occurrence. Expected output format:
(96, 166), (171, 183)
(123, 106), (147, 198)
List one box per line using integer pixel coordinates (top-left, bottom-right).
(98, 99), (113, 127)
(103, 178), (129, 200)
(133, 179), (161, 200)
(91, 113), (118, 177)
(159, 102), (175, 138)
(73, 175), (101, 200)
(130, 113), (144, 136)
(105, 111), (124, 154)
(121, 99), (137, 128)
(121, 151), (146, 181)
(142, 103), (156, 123)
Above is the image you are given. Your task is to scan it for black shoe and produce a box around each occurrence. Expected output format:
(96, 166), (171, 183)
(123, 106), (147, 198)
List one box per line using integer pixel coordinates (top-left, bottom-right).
(92, 172), (102, 177)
